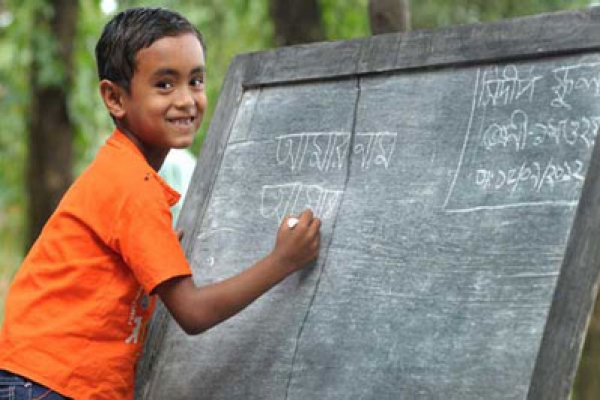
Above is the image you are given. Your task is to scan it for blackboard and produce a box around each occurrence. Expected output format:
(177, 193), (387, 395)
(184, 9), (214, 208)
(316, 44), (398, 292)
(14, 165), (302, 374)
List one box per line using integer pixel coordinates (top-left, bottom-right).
(136, 7), (600, 400)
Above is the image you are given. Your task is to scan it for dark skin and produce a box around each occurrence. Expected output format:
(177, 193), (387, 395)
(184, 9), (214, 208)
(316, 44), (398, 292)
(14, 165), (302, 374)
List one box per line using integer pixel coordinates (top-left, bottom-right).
(100, 33), (321, 335)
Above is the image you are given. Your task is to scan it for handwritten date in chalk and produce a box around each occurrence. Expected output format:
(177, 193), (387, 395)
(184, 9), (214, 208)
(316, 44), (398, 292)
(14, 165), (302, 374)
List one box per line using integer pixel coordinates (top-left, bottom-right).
(474, 158), (585, 194)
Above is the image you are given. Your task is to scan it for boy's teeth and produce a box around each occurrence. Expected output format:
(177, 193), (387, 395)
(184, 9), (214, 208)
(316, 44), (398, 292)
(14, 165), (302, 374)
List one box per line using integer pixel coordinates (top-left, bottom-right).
(173, 118), (192, 125)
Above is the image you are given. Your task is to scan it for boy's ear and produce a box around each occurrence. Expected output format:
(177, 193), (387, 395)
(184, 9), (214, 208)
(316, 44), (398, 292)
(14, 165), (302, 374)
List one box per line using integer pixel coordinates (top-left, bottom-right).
(99, 79), (127, 119)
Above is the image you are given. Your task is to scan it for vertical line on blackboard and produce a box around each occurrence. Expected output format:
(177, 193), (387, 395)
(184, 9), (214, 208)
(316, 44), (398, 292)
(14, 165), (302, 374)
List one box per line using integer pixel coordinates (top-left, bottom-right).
(443, 67), (481, 210)
(244, 87), (262, 142)
(187, 85), (257, 251)
(284, 77), (363, 399)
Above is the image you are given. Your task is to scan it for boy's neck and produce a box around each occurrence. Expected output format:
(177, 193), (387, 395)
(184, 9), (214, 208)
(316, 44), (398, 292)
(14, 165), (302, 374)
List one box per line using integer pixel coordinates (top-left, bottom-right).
(116, 124), (169, 171)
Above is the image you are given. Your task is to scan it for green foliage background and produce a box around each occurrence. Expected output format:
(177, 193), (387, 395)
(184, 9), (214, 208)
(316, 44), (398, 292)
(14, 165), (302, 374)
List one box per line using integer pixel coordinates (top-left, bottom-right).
(0, 0), (591, 320)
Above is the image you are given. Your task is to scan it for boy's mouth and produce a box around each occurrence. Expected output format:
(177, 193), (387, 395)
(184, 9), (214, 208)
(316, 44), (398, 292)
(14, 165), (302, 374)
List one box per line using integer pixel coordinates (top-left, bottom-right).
(168, 117), (195, 126)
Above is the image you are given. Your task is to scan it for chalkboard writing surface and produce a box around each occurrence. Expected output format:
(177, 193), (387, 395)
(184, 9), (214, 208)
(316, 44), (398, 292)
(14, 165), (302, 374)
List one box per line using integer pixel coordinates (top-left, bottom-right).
(137, 8), (600, 400)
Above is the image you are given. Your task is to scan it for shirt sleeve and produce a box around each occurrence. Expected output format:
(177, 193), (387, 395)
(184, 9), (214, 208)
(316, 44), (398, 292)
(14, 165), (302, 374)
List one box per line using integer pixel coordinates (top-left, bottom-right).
(110, 179), (192, 294)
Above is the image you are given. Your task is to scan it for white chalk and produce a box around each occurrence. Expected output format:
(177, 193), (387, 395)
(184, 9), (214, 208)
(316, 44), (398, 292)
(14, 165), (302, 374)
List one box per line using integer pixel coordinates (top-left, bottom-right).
(287, 217), (299, 229)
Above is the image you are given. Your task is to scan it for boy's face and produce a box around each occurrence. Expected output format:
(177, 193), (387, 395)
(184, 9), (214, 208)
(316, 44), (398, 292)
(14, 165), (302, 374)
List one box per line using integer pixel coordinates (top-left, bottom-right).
(118, 33), (206, 151)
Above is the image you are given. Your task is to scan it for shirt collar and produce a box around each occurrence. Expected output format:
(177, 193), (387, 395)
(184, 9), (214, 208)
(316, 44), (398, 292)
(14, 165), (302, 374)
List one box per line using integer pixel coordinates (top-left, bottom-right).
(107, 129), (182, 207)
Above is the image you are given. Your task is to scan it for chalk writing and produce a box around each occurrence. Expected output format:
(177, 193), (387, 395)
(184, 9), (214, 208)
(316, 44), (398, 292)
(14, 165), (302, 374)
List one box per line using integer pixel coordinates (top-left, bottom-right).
(275, 131), (397, 172)
(551, 61), (600, 110)
(353, 132), (398, 170)
(267, 131), (396, 223)
(481, 112), (599, 152)
(261, 182), (343, 222)
(445, 57), (600, 212)
(474, 158), (585, 194)
(478, 65), (543, 109)
(276, 132), (350, 172)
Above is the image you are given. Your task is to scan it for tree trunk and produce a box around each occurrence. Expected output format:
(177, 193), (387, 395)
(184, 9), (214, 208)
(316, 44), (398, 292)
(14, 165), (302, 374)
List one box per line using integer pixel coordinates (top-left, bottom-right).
(269, 0), (325, 46)
(369, 0), (411, 34)
(26, 0), (78, 249)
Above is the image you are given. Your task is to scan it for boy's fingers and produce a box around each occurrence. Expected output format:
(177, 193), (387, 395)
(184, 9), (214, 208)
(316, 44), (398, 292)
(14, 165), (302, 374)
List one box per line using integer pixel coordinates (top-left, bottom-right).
(296, 210), (314, 230)
(175, 229), (184, 241)
(299, 209), (314, 222)
(311, 217), (322, 230)
(283, 210), (314, 231)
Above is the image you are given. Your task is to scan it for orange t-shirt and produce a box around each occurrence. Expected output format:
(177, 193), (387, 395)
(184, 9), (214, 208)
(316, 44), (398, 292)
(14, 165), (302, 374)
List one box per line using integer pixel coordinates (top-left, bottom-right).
(0, 129), (192, 399)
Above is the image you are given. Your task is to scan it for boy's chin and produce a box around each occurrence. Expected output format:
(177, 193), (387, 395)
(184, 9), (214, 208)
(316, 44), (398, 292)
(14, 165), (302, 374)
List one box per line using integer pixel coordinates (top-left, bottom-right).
(172, 141), (193, 150)
(172, 135), (195, 149)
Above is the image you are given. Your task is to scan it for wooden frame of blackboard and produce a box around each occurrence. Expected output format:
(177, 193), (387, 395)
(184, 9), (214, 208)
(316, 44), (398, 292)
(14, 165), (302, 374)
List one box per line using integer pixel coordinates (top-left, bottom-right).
(138, 7), (600, 399)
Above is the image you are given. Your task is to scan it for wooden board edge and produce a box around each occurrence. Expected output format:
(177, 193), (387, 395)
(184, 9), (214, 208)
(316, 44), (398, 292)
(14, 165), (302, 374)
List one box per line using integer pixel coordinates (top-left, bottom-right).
(528, 129), (600, 399)
(134, 55), (248, 399)
(236, 7), (600, 88)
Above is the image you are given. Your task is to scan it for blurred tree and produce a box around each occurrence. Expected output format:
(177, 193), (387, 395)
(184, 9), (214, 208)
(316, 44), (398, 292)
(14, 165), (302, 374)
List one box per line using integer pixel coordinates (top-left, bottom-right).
(410, 0), (588, 29)
(26, 0), (78, 249)
(269, 0), (324, 46)
(369, 0), (411, 34)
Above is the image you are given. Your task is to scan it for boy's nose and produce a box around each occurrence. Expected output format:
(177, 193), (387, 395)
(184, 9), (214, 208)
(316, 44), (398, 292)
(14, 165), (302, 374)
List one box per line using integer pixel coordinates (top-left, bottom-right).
(174, 89), (196, 108)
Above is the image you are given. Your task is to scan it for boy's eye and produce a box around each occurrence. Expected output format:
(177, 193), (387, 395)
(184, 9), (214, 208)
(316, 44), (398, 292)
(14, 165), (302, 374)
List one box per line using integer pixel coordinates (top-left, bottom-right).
(191, 76), (204, 87)
(156, 81), (173, 90)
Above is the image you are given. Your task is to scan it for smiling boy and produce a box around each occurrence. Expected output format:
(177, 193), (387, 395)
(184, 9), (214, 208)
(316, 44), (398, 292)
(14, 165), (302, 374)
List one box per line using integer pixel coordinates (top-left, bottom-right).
(0, 7), (320, 400)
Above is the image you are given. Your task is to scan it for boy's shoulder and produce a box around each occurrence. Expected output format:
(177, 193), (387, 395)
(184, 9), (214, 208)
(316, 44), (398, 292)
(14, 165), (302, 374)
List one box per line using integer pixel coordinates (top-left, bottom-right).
(72, 133), (171, 208)
(88, 139), (152, 187)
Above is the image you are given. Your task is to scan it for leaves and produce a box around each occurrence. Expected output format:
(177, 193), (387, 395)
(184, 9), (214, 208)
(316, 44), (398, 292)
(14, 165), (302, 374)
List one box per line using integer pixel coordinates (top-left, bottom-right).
(411, 0), (590, 29)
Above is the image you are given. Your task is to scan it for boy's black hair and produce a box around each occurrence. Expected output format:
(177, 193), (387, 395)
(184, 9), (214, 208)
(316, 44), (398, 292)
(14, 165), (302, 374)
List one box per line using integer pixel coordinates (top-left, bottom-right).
(95, 7), (205, 93)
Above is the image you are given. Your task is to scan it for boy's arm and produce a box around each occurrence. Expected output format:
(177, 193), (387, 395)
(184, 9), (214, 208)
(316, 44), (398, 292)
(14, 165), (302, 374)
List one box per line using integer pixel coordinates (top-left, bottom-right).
(154, 210), (321, 335)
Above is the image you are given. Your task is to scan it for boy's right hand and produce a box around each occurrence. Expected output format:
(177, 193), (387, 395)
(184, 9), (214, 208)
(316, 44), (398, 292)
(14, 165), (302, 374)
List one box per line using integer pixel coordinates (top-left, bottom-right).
(271, 209), (321, 273)
(157, 209), (322, 335)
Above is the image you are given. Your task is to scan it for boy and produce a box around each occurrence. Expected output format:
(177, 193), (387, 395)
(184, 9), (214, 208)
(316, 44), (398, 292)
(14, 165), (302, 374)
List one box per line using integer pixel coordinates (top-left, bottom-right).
(0, 7), (321, 400)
